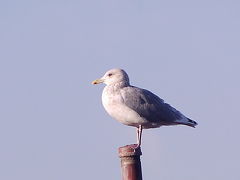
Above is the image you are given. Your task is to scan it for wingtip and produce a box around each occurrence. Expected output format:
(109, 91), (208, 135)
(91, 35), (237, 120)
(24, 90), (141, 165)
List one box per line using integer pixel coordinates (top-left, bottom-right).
(187, 118), (198, 128)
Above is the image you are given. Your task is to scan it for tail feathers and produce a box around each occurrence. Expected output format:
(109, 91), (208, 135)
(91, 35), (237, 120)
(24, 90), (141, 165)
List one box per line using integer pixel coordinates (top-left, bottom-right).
(176, 118), (198, 128)
(185, 118), (198, 128)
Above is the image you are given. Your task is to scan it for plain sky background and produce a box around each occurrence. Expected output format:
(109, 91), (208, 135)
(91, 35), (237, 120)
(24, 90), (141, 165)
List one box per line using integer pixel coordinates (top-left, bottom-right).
(1, 0), (240, 179)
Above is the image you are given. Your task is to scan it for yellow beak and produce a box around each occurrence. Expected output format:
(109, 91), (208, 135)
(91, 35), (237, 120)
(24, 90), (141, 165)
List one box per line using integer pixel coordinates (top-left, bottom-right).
(92, 78), (104, 85)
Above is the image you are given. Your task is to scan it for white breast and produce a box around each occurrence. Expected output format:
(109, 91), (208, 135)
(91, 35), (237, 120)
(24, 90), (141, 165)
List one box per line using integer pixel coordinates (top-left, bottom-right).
(102, 86), (146, 127)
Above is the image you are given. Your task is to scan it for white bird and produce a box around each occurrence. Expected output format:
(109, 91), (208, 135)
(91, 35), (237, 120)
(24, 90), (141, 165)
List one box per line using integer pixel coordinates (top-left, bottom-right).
(92, 68), (197, 148)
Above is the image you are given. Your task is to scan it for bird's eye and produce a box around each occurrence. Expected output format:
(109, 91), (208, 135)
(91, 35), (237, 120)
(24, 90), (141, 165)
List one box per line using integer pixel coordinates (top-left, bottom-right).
(108, 73), (113, 77)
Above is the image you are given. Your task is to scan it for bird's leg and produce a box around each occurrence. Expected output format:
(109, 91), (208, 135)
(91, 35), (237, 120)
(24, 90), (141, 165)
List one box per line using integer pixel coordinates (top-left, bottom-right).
(136, 125), (142, 148)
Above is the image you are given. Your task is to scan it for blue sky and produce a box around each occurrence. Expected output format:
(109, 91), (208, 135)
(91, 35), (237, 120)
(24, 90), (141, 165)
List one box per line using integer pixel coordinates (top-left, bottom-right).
(0, 0), (240, 179)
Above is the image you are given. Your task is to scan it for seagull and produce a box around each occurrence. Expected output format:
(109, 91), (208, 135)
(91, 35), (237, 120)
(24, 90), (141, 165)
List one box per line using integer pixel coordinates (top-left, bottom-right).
(92, 68), (197, 148)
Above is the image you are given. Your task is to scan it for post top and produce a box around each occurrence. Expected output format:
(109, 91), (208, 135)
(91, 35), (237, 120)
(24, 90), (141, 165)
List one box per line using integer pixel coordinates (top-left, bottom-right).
(118, 144), (142, 157)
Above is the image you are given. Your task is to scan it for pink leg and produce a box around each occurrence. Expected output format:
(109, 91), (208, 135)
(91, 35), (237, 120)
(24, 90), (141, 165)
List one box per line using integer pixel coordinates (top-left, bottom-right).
(136, 125), (142, 148)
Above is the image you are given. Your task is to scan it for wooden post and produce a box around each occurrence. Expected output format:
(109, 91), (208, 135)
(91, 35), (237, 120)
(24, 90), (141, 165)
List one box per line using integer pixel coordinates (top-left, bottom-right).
(118, 144), (143, 180)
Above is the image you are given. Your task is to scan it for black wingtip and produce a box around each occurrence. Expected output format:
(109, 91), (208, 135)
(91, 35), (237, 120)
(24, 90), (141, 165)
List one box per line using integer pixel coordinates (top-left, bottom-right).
(187, 118), (198, 128)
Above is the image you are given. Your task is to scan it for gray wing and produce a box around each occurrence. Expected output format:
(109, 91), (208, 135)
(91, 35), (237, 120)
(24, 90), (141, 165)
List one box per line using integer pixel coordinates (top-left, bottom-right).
(120, 86), (183, 124)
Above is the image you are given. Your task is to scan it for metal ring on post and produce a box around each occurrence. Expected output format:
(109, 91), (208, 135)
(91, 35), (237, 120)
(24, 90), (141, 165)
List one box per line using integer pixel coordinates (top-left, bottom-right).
(118, 144), (143, 180)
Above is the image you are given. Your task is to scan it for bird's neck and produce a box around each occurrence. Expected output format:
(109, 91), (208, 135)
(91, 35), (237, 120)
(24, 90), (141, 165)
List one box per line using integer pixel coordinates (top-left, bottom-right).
(107, 81), (130, 90)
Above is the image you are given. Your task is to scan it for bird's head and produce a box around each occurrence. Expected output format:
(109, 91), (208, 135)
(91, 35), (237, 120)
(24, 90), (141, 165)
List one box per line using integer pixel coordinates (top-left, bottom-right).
(92, 68), (130, 86)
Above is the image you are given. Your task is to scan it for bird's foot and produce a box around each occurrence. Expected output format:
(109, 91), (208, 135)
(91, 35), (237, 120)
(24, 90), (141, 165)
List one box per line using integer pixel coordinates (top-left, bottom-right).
(130, 144), (141, 152)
